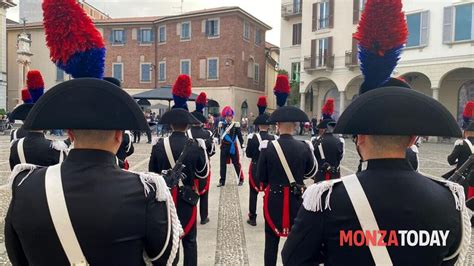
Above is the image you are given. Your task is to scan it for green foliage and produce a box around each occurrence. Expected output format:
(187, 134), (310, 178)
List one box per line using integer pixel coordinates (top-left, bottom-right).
(0, 109), (5, 116)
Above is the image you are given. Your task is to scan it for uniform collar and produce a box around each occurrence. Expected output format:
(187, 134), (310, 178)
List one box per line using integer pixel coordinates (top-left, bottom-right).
(278, 134), (294, 139)
(65, 149), (117, 165)
(26, 131), (45, 139)
(171, 131), (186, 137)
(467, 137), (474, 142)
(366, 158), (413, 171)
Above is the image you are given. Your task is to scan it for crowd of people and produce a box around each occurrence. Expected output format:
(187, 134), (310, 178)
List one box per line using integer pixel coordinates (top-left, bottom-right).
(2, 0), (473, 266)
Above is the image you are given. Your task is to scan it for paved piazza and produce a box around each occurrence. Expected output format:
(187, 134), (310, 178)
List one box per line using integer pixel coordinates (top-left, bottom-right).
(0, 133), (472, 265)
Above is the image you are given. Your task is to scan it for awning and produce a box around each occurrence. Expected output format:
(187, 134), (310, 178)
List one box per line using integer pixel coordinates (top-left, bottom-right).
(132, 86), (199, 101)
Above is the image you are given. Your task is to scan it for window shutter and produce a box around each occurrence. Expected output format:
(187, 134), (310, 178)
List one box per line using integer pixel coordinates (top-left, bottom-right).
(329, 0), (335, 28)
(177, 23), (181, 36)
(199, 59), (206, 79)
(109, 30), (114, 43)
(311, 39), (316, 68)
(137, 29), (141, 43)
(205, 20), (210, 36)
(151, 29), (155, 42)
(201, 20), (206, 33)
(353, 0), (360, 24)
(292, 24), (297, 45)
(312, 3), (318, 32)
(327, 37), (334, 68)
(443, 6), (454, 43)
(420, 11), (429, 46)
(123, 29), (127, 44)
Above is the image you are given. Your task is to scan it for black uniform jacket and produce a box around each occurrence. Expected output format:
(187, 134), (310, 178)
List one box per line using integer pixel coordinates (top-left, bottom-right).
(313, 133), (344, 181)
(116, 132), (135, 168)
(188, 126), (216, 157)
(9, 132), (65, 170)
(257, 134), (317, 234)
(5, 149), (173, 265)
(406, 145), (419, 171)
(10, 127), (27, 142)
(246, 131), (276, 187)
(282, 159), (462, 266)
(448, 137), (474, 169)
(219, 122), (244, 150)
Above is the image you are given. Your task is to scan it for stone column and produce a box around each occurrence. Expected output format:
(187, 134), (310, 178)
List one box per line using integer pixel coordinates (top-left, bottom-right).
(339, 90), (346, 115)
(0, 1), (16, 110)
(16, 31), (33, 107)
(300, 92), (306, 111)
(432, 87), (439, 101)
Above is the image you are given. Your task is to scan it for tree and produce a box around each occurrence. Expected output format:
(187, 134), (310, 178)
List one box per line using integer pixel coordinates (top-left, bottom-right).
(278, 69), (300, 106)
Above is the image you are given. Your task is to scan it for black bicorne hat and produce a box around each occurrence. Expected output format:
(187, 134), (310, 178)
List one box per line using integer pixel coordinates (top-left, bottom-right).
(23, 78), (149, 130)
(317, 118), (336, 130)
(191, 110), (207, 124)
(334, 87), (461, 137)
(160, 108), (200, 125)
(254, 113), (273, 125)
(268, 106), (309, 123)
(10, 104), (34, 121)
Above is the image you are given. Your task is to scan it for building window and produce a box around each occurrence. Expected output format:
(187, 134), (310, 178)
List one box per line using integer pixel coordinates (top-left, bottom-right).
(319, 1), (330, 30)
(207, 58), (219, 80)
(406, 11), (429, 47)
(254, 63), (260, 83)
(243, 21), (250, 40)
(205, 18), (220, 37)
(291, 62), (300, 82)
(111, 29), (125, 44)
(444, 4), (474, 43)
(292, 23), (302, 45)
(139, 28), (153, 43)
(255, 29), (262, 45)
(56, 67), (64, 81)
(180, 59), (191, 75)
(181, 22), (191, 40)
(318, 38), (328, 67)
(140, 63), (152, 82)
(159, 25), (166, 43)
(159, 61), (166, 82)
(112, 63), (123, 81)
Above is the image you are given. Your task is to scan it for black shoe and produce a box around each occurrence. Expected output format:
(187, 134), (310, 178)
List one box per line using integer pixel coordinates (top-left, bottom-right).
(201, 218), (210, 225)
(238, 180), (244, 186)
(217, 183), (224, 187)
(147, 141), (152, 144)
(247, 219), (257, 226)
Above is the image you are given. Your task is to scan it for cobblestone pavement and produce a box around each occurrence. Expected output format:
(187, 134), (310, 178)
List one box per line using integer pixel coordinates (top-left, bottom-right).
(0, 134), (473, 265)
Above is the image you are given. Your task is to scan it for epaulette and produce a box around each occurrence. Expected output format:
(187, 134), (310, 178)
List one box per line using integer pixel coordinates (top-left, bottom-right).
(247, 133), (254, 140)
(235, 122), (241, 127)
(195, 138), (207, 150)
(9, 138), (18, 148)
(152, 136), (161, 146)
(302, 179), (343, 212)
(2, 164), (39, 190)
(50, 140), (69, 152)
(303, 140), (314, 152)
(259, 140), (269, 151)
(454, 139), (464, 146)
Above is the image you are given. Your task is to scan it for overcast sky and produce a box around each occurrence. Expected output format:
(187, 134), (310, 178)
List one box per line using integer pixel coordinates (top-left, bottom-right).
(7, 0), (281, 45)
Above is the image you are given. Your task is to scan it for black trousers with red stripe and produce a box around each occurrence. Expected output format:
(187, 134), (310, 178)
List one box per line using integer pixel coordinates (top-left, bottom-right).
(264, 223), (280, 266)
(199, 192), (208, 221)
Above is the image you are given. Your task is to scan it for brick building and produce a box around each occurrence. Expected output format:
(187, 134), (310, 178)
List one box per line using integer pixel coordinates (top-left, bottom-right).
(6, 6), (272, 119)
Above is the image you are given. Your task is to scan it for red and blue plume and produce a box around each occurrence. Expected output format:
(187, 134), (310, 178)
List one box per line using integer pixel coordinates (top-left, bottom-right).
(463, 101), (474, 129)
(354, 0), (408, 94)
(274, 75), (290, 107)
(43, 0), (105, 79)
(257, 96), (267, 115)
(322, 98), (335, 120)
(221, 106), (235, 117)
(21, 88), (32, 104)
(26, 70), (45, 103)
(196, 92), (207, 113)
(172, 74), (192, 110)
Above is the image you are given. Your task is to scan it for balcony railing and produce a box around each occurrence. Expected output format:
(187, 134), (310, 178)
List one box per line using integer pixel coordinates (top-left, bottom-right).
(282, 2), (302, 19)
(345, 51), (359, 68)
(304, 55), (334, 71)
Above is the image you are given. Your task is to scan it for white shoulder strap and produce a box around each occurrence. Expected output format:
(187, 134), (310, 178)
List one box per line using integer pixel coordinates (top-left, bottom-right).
(272, 140), (296, 184)
(187, 129), (193, 139)
(318, 142), (326, 160)
(13, 129), (18, 141)
(125, 131), (133, 153)
(255, 133), (262, 145)
(17, 138), (26, 164)
(45, 164), (88, 265)
(164, 137), (176, 168)
(463, 139), (474, 154)
(342, 174), (393, 265)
